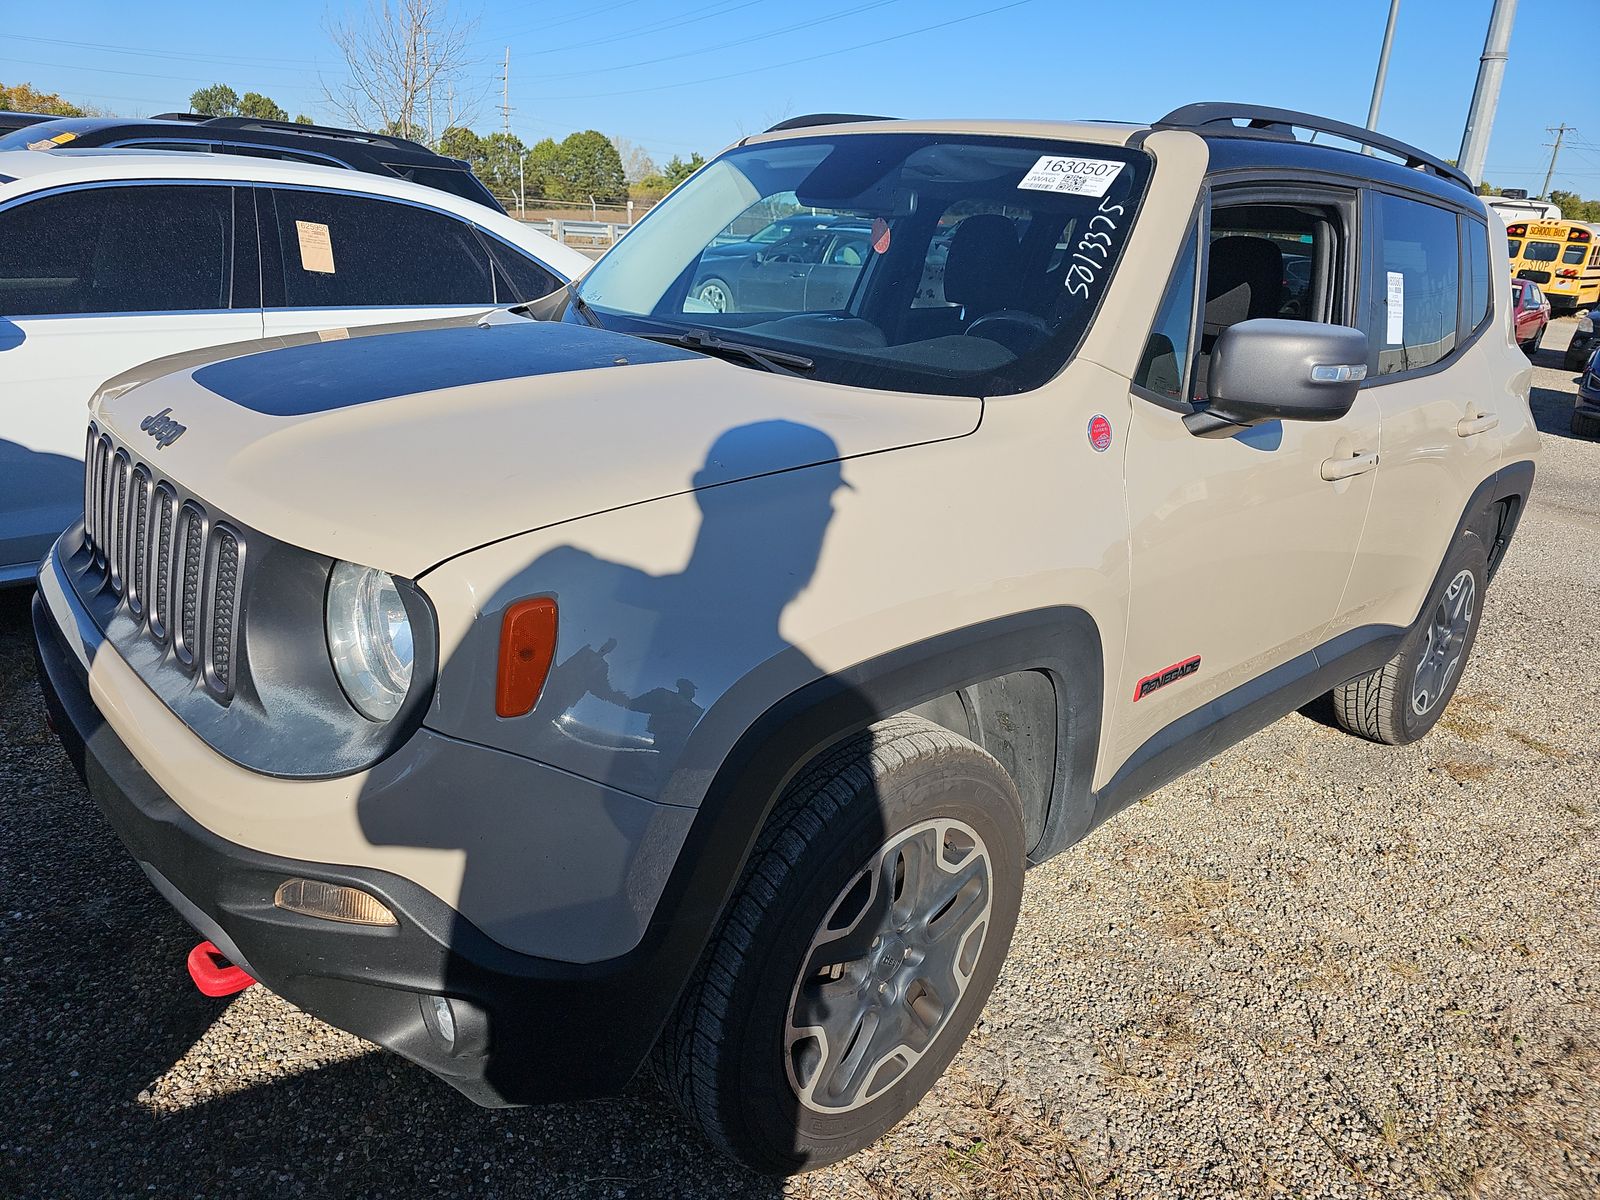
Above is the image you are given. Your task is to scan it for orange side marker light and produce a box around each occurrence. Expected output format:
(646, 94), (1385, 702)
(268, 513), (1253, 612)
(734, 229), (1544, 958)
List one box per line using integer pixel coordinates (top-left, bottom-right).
(496, 597), (558, 717)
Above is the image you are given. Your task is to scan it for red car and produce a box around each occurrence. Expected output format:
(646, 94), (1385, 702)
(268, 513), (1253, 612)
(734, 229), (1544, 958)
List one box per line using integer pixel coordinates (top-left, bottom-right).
(1512, 277), (1551, 356)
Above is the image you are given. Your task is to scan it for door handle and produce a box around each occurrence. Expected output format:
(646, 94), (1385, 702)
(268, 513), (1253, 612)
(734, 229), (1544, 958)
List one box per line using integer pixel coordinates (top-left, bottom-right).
(1457, 412), (1499, 437)
(1321, 450), (1378, 481)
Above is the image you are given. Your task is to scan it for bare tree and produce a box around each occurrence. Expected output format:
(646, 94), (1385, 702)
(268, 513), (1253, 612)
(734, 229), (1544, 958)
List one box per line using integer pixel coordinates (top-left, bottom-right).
(323, 0), (481, 146)
(612, 136), (657, 186)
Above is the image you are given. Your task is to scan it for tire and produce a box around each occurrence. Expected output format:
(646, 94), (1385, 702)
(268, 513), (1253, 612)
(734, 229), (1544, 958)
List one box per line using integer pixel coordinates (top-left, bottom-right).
(1522, 324), (1542, 357)
(1563, 347), (1588, 372)
(1573, 409), (1600, 439)
(655, 715), (1025, 1175)
(695, 278), (733, 313)
(1331, 527), (1489, 745)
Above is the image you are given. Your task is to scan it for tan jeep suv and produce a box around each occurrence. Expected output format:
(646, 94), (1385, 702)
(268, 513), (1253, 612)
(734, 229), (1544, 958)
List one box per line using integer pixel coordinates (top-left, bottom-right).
(33, 105), (1538, 1173)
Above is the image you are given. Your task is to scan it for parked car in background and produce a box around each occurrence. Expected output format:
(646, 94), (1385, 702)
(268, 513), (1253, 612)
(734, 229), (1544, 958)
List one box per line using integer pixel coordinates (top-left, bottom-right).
(1511, 277), (1550, 355)
(688, 217), (872, 312)
(1574, 347), (1600, 438)
(0, 111), (53, 136)
(1564, 308), (1595, 371)
(0, 114), (504, 211)
(0, 147), (589, 584)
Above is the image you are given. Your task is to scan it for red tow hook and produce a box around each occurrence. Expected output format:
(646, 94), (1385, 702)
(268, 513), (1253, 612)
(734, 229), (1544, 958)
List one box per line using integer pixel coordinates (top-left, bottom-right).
(186, 940), (256, 997)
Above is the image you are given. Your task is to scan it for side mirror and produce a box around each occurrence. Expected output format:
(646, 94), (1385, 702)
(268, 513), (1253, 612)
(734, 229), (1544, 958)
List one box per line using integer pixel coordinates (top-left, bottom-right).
(1186, 319), (1369, 436)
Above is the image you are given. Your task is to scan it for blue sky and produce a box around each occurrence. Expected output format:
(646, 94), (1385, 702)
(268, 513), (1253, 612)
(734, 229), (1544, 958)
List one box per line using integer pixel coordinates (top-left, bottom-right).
(4, 0), (1598, 197)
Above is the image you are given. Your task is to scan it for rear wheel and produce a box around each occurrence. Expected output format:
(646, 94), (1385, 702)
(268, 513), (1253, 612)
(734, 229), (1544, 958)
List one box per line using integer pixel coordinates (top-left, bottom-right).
(1573, 408), (1600, 439)
(655, 716), (1025, 1174)
(1522, 324), (1543, 357)
(1330, 528), (1488, 745)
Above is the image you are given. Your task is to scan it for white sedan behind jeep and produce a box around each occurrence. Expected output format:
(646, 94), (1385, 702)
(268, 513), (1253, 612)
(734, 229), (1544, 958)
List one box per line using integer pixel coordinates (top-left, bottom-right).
(0, 146), (589, 584)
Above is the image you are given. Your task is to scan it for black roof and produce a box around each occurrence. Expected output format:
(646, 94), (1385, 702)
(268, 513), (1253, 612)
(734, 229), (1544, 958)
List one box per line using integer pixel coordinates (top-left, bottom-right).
(0, 114), (502, 210)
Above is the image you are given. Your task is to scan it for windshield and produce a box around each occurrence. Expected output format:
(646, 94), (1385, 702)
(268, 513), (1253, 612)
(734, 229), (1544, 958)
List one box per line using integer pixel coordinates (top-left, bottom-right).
(573, 133), (1151, 396)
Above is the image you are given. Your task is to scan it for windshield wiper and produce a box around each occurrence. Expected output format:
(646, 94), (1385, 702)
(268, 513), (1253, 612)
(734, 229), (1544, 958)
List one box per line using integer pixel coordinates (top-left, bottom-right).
(565, 284), (604, 328)
(629, 328), (814, 376)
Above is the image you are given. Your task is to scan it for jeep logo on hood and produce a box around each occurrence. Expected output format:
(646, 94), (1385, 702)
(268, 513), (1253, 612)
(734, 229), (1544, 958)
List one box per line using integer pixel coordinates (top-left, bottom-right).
(140, 407), (187, 449)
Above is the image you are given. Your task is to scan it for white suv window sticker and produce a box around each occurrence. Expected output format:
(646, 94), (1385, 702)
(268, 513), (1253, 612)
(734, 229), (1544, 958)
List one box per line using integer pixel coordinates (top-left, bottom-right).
(1386, 270), (1405, 344)
(1018, 155), (1126, 197)
(296, 220), (336, 274)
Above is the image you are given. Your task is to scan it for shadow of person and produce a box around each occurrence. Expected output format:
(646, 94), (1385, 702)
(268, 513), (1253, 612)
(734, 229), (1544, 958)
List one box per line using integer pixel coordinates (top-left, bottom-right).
(353, 420), (881, 1178)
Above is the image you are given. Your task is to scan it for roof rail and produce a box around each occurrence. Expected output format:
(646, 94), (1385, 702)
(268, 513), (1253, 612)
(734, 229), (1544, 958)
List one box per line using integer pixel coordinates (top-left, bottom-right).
(765, 113), (897, 133)
(153, 112), (434, 154)
(1153, 103), (1472, 192)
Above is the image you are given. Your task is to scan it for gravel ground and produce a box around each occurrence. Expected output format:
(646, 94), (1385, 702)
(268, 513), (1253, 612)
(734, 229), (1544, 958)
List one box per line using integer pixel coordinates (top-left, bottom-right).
(2, 320), (1596, 1199)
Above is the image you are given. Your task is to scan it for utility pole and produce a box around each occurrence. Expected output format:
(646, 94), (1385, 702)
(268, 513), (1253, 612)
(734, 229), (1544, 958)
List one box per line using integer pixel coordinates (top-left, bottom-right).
(501, 48), (511, 137)
(1457, 0), (1517, 189)
(1363, 0), (1401, 152)
(1539, 124), (1571, 199)
(423, 29), (434, 147)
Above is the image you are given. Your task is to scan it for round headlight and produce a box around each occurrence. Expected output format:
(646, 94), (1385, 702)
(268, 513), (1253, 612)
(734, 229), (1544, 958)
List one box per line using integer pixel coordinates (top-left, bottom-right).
(326, 561), (414, 722)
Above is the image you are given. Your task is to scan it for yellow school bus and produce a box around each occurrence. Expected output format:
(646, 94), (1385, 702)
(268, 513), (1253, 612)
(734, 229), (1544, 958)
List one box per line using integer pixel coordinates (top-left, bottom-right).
(1505, 220), (1600, 311)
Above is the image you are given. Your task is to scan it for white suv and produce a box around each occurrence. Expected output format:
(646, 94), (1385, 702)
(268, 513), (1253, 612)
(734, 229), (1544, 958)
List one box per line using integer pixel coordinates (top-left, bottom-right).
(0, 147), (589, 584)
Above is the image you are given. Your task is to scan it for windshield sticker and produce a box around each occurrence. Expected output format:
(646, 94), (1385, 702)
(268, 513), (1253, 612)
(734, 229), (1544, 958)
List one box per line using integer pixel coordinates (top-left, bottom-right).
(1386, 271), (1404, 344)
(296, 220), (336, 274)
(1064, 197), (1126, 299)
(871, 217), (891, 255)
(1018, 155), (1126, 197)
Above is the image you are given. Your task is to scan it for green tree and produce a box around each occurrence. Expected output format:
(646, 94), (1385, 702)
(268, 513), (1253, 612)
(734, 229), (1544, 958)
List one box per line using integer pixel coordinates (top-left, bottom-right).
(437, 126), (484, 167)
(662, 152), (706, 186)
(239, 91), (288, 122)
(0, 81), (84, 116)
(480, 131), (527, 198)
(545, 130), (627, 204)
(294, 114), (315, 125)
(524, 137), (560, 197)
(1549, 190), (1600, 222)
(189, 83), (241, 116)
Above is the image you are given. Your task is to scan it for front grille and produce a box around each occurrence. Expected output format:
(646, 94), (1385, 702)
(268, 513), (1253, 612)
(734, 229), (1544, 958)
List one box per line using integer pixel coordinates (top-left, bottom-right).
(80, 422), (245, 700)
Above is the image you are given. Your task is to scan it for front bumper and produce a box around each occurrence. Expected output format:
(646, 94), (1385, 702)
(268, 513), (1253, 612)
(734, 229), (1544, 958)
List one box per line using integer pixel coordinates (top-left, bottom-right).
(1567, 332), (1596, 373)
(31, 584), (698, 1106)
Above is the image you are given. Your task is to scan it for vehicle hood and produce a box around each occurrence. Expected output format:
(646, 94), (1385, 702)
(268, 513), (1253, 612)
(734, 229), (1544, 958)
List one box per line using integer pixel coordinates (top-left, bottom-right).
(92, 317), (982, 577)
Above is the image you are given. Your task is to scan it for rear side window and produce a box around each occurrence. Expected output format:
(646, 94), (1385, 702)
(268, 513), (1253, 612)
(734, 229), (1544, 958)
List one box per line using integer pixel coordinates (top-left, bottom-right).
(481, 236), (563, 302)
(1369, 192), (1460, 376)
(268, 189), (494, 309)
(1464, 217), (1490, 332)
(0, 184), (234, 317)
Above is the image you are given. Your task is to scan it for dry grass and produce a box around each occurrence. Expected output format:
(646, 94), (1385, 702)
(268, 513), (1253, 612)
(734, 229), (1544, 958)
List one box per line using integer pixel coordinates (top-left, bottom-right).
(1436, 690), (1503, 741)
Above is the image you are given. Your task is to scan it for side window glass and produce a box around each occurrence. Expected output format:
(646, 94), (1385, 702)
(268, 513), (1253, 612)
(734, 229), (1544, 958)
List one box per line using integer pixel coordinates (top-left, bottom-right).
(1371, 192), (1460, 376)
(269, 189), (493, 309)
(1465, 218), (1490, 332)
(1196, 201), (1341, 397)
(481, 235), (563, 302)
(0, 185), (233, 317)
(1133, 222), (1198, 402)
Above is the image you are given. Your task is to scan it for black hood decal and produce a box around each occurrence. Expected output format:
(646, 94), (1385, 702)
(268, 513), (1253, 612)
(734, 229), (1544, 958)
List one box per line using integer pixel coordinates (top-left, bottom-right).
(191, 319), (697, 417)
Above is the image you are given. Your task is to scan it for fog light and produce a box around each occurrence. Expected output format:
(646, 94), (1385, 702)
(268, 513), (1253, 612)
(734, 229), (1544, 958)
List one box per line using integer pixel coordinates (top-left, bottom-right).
(273, 878), (398, 926)
(422, 994), (457, 1050)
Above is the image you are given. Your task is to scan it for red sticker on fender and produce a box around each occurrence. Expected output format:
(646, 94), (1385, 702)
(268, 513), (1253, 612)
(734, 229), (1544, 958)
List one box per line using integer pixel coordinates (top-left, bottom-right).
(1088, 414), (1113, 452)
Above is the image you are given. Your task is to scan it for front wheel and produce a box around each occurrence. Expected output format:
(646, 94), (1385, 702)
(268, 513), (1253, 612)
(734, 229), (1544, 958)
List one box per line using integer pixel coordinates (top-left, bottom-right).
(655, 716), (1025, 1174)
(1330, 527), (1489, 745)
(694, 278), (733, 312)
(1522, 324), (1543, 357)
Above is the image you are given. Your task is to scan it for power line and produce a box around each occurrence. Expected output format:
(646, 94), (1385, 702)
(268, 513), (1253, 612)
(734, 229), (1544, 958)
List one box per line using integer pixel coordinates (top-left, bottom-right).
(532, 0), (909, 84)
(0, 32), (326, 68)
(502, 0), (768, 59)
(1540, 124), (1573, 199)
(0, 54), (323, 97)
(527, 0), (1038, 103)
